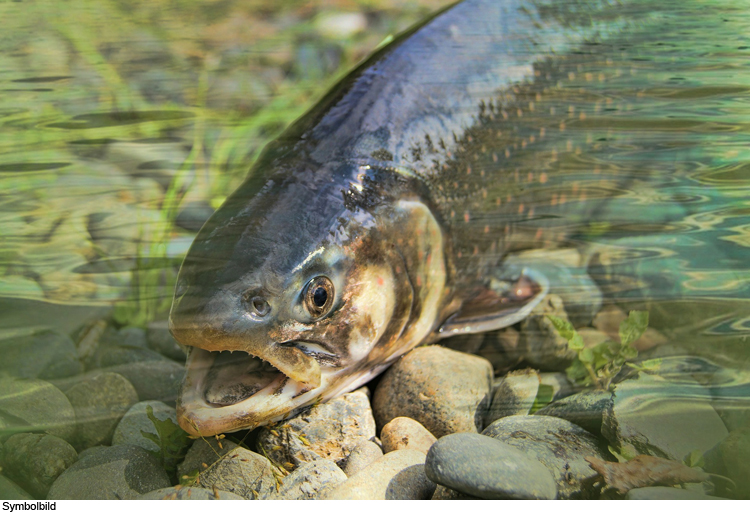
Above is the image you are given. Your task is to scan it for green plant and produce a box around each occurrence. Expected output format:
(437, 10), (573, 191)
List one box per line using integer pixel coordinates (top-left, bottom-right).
(141, 405), (191, 479)
(548, 310), (649, 390)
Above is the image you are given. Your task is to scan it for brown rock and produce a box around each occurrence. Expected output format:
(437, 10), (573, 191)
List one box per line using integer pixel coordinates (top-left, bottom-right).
(381, 417), (437, 455)
(372, 345), (492, 438)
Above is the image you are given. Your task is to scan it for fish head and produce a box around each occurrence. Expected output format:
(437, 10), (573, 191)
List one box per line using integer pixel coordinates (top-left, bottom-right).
(169, 160), (446, 436)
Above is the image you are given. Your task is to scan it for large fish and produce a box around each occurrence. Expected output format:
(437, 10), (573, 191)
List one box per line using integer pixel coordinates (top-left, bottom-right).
(169, 0), (684, 436)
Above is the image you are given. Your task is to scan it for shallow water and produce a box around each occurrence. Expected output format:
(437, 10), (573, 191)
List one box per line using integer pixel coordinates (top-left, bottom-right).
(0, 0), (749, 499)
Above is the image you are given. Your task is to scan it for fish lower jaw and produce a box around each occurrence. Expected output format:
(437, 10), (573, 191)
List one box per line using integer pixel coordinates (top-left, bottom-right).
(176, 346), (324, 436)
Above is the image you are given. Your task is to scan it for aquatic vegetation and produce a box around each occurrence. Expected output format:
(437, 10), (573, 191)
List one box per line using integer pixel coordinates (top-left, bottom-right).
(548, 310), (648, 390)
(141, 405), (191, 480)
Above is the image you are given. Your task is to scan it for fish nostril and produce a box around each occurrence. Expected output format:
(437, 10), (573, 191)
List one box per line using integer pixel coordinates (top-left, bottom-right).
(249, 296), (271, 317)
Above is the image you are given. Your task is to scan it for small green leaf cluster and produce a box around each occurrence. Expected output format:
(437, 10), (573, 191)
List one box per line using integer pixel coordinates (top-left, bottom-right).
(141, 405), (192, 479)
(547, 310), (648, 390)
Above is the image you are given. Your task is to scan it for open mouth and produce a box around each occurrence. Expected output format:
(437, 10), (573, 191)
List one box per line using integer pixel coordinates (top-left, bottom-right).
(202, 350), (285, 406)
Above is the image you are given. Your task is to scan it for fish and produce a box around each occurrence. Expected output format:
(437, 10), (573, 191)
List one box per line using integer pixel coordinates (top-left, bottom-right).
(169, 0), (683, 436)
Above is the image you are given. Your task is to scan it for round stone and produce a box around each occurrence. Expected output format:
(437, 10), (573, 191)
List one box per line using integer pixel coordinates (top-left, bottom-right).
(425, 432), (556, 500)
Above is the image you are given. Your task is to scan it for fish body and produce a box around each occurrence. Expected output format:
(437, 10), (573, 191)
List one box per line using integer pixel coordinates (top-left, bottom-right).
(170, 0), (665, 436)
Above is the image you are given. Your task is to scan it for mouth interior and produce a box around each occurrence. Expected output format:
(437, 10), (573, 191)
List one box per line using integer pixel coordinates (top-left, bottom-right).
(203, 350), (283, 406)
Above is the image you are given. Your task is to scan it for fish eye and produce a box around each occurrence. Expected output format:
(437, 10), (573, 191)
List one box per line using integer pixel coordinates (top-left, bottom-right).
(304, 276), (334, 319)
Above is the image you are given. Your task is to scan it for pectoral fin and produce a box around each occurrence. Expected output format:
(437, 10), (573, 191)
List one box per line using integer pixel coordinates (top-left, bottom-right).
(437, 267), (549, 338)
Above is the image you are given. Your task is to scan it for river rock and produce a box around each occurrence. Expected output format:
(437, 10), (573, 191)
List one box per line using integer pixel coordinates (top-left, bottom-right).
(322, 449), (434, 500)
(177, 436), (239, 481)
(198, 446), (276, 499)
(140, 486), (245, 500)
(425, 432), (556, 500)
(47, 444), (170, 499)
(381, 417), (437, 455)
(483, 415), (608, 499)
(257, 391), (376, 470)
(626, 487), (726, 500)
(98, 326), (149, 350)
(0, 374), (76, 443)
(0, 473), (34, 499)
(536, 390), (611, 436)
(703, 426), (750, 499)
(343, 440), (383, 477)
(538, 372), (575, 401)
(112, 400), (179, 452)
(0, 330), (83, 380)
(84, 343), (166, 370)
(146, 320), (186, 362)
(1, 433), (78, 498)
(271, 459), (347, 500)
(475, 327), (523, 373)
(517, 294), (577, 371)
(602, 373), (728, 462)
(64, 372), (139, 450)
(431, 485), (476, 500)
(485, 369), (540, 426)
(372, 345), (492, 438)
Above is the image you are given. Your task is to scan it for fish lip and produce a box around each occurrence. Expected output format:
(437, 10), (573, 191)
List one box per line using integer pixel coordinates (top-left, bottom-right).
(176, 342), (337, 436)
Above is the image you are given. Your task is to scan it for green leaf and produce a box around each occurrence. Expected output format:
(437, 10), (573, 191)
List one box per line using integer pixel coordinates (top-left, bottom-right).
(565, 359), (589, 385)
(140, 405), (191, 477)
(530, 384), (555, 415)
(568, 332), (585, 351)
(620, 345), (639, 360)
(578, 347), (594, 364)
(547, 315), (576, 340)
(684, 449), (705, 468)
(619, 310), (649, 347)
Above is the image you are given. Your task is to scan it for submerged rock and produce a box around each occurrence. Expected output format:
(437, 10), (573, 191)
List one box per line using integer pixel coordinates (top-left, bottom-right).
(198, 446), (276, 500)
(0, 374), (76, 443)
(626, 487), (725, 500)
(146, 320), (186, 362)
(602, 373), (728, 462)
(64, 372), (139, 450)
(1, 433), (78, 498)
(483, 415), (609, 499)
(485, 369), (540, 426)
(177, 436), (238, 481)
(425, 432), (557, 500)
(256, 391), (376, 470)
(47, 444), (170, 500)
(372, 345), (492, 438)
(703, 426), (750, 499)
(536, 390), (611, 436)
(112, 400), (180, 453)
(0, 330), (83, 380)
(516, 295), (577, 371)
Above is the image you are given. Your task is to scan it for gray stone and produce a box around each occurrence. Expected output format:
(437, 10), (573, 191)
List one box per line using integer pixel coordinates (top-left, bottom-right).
(483, 415), (609, 499)
(626, 487), (726, 500)
(485, 369), (540, 426)
(372, 345), (492, 438)
(198, 446), (277, 500)
(99, 326), (149, 350)
(0, 473), (33, 500)
(538, 372), (575, 401)
(257, 391), (376, 470)
(64, 372), (139, 450)
(381, 416), (437, 455)
(323, 449), (434, 500)
(139, 486), (244, 500)
(0, 374), (76, 443)
(603, 373), (728, 462)
(271, 459), (347, 500)
(146, 320), (186, 362)
(1, 433), (78, 498)
(47, 444), (170, 499)
(53, 360), (184, 405)
(343, 440), (383, 477)
(84, 342), (165, 370)
(516, 295), (577, 371)
(0, 331), (83, 380)
(112, 400), (178, 453)
(425, 432), (557, 500)
(177, 436), (238, 481)
(475, 327), (523, 373)
(536, 390), (612, 436)
(703, 426), (750, 499)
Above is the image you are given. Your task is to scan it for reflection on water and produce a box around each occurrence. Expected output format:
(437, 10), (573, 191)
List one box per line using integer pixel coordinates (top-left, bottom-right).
(0, 0), (749, 499)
